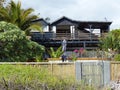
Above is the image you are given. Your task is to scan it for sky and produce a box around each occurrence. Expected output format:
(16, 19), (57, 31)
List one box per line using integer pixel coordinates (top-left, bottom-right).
(12, 0), (120, 30)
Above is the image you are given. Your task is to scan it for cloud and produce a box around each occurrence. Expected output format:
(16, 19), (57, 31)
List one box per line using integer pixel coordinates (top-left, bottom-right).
(12, 0), (120, 29)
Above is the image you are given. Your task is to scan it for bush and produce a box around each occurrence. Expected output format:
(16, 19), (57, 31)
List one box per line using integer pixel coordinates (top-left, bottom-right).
(114, 54), (120, 61)
(47, 46), (63, 58)
(0, 21), (45, 62)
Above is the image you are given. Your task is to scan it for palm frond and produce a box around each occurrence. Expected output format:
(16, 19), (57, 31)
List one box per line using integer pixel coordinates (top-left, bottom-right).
(0, 0), (41, 34)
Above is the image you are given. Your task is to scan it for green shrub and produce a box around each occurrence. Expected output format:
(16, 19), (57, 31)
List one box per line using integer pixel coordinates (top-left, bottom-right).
(47, 46), (64, 58)
(0, 21), (45, 62)
(0, 64), (98, 90)
(114, 54), (120, 61)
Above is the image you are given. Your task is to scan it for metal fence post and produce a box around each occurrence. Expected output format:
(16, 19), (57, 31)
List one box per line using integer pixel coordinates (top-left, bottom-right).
(75, 62), (82, 81)
(103, 61), (110, 86)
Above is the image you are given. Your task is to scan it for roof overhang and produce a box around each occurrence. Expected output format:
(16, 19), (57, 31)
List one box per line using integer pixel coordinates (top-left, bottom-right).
(76, 21), (112, 30)
(51, 16), (112, 30)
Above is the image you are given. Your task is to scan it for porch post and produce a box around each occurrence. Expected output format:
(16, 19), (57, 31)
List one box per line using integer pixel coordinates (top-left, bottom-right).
(89, 25), (94, 41)
(70, 26), (75, 39)
(83, 42), (86, 49)
(52, 26), (56, 38)
(52, 26), (56, 33)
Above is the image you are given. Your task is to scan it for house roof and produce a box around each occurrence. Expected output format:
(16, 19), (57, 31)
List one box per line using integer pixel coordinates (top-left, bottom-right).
(32, 18), (50, 26)
(51, 16), (112, 30)
(51, 16), (75, 26)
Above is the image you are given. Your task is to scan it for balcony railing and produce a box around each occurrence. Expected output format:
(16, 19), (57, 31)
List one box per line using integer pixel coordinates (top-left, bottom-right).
(31, 32), (108, 40)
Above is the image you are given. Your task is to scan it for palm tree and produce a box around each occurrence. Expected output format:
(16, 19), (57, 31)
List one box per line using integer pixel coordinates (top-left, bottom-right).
(0, 1), (41, 34)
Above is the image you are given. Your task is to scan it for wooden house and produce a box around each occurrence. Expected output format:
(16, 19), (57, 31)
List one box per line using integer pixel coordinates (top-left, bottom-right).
(31, 16), (112, 51)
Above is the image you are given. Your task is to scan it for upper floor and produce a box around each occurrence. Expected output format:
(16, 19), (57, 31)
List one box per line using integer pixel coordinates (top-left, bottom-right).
(31, 16), (112, 41)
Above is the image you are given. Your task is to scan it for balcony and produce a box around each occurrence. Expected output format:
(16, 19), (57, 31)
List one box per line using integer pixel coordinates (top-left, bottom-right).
(31, 32), (108, 41)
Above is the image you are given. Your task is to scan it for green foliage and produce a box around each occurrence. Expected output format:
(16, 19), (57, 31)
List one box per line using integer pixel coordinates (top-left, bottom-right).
(0, 64), (97, 90)
(0, 21), (20, 32)
(35, 53), (44, 62)
(71, 54), (77, 61)
(0, 21), (44, 62)
(114, 54), (120, 61)
(100, 29), (120, 54)
(48, 46), (64, 58)
(0, 0), (42, 34)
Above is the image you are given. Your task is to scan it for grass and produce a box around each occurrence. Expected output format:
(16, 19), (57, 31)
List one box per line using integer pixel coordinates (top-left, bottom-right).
(0, 64), (108, 90)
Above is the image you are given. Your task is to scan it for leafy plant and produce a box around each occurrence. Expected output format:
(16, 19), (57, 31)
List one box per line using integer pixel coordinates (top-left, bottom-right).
(0, 64), (97, 90)
(114, 54), (120, 61)
(48, 46), (64, 58)
(100, 29), (120, 59)
(101, 29), (120, 51)
(71, 54), (77, 61)
(0, 0), (42, 34)
(35, 53), (44, 62)
(0, 21), (45, 62)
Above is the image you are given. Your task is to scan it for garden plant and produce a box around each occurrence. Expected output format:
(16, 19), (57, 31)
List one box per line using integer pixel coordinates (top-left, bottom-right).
(0, 64), (99, 90)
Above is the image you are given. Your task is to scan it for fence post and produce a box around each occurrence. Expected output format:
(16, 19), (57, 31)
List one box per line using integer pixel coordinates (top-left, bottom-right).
(103, 61), (110, 86)
(75, 62), (82, 81)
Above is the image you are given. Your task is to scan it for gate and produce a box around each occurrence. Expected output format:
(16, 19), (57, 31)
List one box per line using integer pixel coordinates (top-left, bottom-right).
(75, 61), (110, 87)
